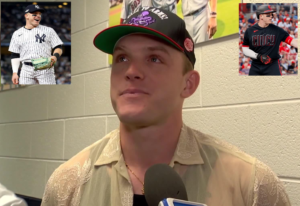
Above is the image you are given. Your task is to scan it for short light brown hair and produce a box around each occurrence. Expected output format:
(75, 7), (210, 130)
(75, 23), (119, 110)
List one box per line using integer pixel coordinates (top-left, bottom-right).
(182, 53), (194, 75)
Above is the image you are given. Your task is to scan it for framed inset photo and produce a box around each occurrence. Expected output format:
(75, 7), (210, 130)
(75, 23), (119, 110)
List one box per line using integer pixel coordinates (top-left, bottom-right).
(1, 1), (71, 90)
(239, 3), (298, 76)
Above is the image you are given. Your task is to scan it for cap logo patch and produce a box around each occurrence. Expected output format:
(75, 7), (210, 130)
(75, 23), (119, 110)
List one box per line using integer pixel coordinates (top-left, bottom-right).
(35, 5), (39, 9)
(128, 11), (155, 26)
(184, 38), (193, 52)
(268, 5), (271, 10)
(25, 9), (29, 12)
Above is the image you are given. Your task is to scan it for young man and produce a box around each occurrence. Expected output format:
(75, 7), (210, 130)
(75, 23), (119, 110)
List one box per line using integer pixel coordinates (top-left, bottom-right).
(242, 4), (298, 76)
(9, 4), (63, 85)
(41, 7), (291, 206)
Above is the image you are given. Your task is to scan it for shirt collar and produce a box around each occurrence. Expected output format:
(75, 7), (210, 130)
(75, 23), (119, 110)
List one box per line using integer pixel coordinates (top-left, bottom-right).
(94, 123), (204, 167)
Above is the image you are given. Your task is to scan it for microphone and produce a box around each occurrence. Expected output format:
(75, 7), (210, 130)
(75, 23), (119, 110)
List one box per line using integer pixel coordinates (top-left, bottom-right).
(144, 164), (207, 206)
(159, 198), (207, 206)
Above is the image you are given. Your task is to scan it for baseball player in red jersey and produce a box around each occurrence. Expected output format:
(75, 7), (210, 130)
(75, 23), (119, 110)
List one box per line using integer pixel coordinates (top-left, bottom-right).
(242, 5), (298, 75)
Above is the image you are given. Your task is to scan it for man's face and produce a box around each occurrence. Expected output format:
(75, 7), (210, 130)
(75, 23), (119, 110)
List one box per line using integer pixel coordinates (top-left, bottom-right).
(111, 34), (189, 126)
(25, 11), (42, 27)
(261, 13), (273, 24)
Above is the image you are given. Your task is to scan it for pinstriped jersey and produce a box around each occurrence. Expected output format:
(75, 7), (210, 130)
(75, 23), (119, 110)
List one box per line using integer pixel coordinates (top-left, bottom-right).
(8, 25), (63, 62)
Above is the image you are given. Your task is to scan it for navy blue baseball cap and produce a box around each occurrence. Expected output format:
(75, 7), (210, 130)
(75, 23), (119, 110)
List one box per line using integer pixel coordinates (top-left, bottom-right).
(93, 7), (196, 68)
(25, 4), (45, 14)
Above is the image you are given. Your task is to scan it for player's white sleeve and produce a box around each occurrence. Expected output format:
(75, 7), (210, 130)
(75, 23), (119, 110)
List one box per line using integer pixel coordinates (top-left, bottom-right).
(50, 28), (63, 48)
(0, 183), (28, 206)
(11, 58), (21, 73)
(242, 47), (258, 59)
(8, 32), (20, 53)
(120, 0), (127, 20)
(290, 39), (298, 48)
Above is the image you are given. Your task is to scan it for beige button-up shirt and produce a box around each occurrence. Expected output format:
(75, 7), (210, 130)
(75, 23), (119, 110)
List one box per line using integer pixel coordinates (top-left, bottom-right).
(41, 124), (291, 206)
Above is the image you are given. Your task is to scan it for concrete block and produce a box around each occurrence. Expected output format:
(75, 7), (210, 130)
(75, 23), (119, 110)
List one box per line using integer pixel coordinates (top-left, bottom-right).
(31, 121), (64, 159)
(85, 69), (115, 115)
(65, 117), (106, 159)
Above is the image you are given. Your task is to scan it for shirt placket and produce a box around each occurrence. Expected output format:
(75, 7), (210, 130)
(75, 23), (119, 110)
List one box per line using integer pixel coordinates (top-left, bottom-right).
(112, 157), (134, 206)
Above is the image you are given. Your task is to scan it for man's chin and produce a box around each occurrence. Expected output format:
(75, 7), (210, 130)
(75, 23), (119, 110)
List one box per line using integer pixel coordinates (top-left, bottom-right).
(117, 110), (149, 125)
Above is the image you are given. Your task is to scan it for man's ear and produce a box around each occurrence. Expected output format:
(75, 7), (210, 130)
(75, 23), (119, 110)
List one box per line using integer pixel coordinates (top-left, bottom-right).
(180, 70), (200, 99)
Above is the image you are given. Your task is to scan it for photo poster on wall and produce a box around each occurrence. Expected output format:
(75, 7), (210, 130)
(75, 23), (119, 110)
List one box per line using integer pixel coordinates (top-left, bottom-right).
(239, 3), (298, 76)
(107, 0), (240, 64)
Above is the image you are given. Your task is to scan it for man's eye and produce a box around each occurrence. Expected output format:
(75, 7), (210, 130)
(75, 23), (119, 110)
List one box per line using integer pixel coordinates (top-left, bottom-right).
(116, 56), (128, 62)
(150, 56), (161, 63)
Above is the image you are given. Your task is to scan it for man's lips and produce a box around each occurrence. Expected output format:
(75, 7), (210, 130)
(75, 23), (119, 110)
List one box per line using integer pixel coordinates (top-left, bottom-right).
(120, 89), (148, 96)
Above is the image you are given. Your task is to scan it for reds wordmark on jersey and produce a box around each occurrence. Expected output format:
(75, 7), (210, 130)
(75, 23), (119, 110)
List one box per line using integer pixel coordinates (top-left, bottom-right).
(243, 23), (292, 64)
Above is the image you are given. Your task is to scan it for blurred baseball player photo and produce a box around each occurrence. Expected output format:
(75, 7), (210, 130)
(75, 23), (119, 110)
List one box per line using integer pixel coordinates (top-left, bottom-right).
(120, 0), (177, 24)
(240, 4), (298, 76)
(182, 0), (217, 43)
(120, 0), (217, 43)
(109, 0), (238, 65)
(9, 4), (63, 85)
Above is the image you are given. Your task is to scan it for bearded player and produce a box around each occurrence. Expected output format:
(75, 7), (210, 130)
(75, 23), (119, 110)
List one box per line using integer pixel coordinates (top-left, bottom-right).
(242, 5), (298, 75)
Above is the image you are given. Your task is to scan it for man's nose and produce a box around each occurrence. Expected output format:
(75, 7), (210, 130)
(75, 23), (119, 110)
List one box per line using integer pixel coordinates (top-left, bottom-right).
(125, 62), (144, 81)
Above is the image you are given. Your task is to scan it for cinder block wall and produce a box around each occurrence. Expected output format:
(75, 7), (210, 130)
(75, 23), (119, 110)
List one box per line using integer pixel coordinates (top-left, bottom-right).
(0, 0), (299, 204)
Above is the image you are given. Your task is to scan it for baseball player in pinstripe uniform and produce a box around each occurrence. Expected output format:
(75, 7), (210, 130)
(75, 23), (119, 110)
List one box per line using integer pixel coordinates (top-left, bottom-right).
(9, 4), (63, 85)
(181, 0), (217, 44)
(120, 0), (177, 24)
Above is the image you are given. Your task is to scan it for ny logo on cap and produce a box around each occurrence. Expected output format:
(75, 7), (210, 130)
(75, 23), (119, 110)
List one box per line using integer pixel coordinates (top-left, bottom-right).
(35, 5), (40, 9)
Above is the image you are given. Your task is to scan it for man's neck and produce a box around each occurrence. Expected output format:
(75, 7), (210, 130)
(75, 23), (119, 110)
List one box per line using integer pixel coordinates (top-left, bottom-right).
(258, 21), (269, 28)
(25, 23), (37, 30)
(120, 115), (182, 173)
